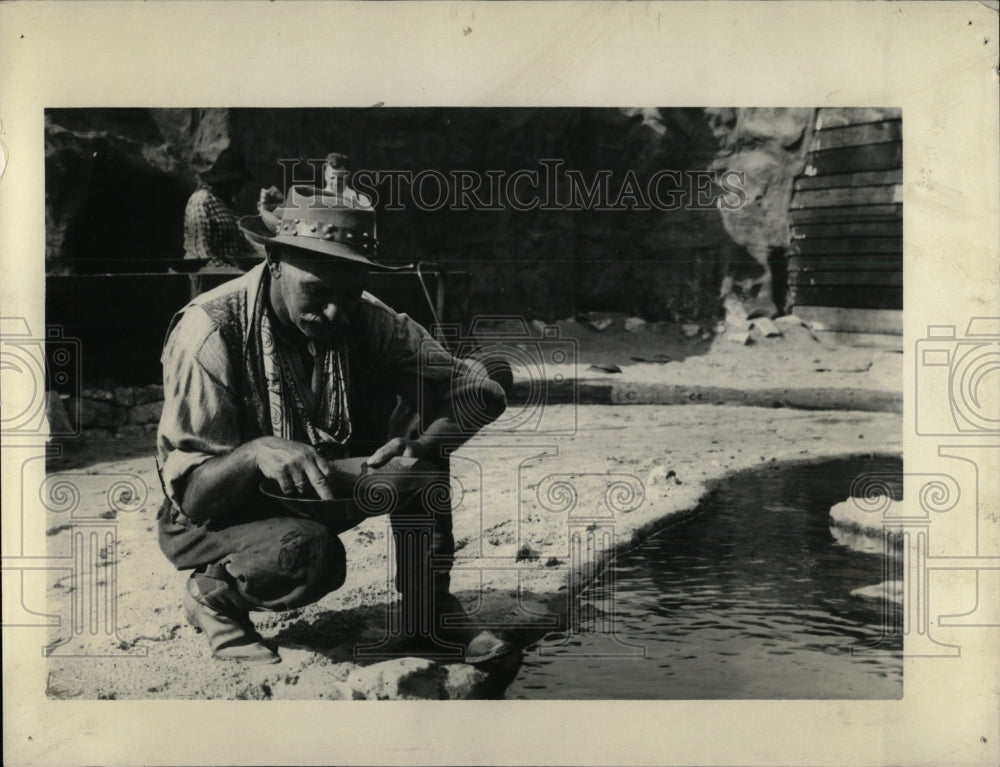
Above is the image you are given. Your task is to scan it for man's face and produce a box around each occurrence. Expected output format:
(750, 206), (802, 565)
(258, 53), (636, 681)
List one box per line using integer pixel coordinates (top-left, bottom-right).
(270, 250), (368, 341)
(323, 163), (350, 194)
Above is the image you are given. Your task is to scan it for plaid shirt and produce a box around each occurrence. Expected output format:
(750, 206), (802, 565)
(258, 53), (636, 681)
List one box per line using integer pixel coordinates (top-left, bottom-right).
(183, 186), (257, 266)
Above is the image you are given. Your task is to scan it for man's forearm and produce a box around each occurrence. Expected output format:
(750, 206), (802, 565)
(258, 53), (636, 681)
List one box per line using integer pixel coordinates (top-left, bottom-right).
(411, 416), (468, 463)
(181, 441), (260, 523)
(415, 388), (505, 462)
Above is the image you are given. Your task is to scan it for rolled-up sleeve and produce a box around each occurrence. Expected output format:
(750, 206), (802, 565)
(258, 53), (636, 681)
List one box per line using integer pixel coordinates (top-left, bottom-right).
(157, 306), (242, 513)
(357, 298), (506, 434)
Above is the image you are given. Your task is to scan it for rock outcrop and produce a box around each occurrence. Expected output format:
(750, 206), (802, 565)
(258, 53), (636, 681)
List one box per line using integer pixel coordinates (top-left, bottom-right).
(344, 657), (489, 700)
(829, 495), (904, 605)
(63, 385), (165, 432)
(707, 107), (816, 318)
(45, 109), (195, 274)
(46, 107), (800, 322)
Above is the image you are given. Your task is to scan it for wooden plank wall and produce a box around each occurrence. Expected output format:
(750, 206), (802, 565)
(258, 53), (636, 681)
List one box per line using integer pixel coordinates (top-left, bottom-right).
(788, 108), (902, 332)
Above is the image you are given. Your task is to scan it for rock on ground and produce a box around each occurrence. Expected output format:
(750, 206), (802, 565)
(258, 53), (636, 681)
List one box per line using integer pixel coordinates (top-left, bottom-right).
(851, 581), (904, 605)
(830, 496), (904, 535)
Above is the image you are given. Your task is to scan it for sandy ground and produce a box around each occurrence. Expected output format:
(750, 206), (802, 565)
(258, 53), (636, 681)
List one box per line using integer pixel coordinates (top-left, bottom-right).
(497, 312), (901, 394)
(40, 322), (903, 700)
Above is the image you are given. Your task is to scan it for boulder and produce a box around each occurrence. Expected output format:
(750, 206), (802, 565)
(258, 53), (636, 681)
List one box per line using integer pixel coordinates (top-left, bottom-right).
(128, 401), (164, 426)
(624, 317), (647, 332)
(829, 496), (905, 557)
(682, 323), (701, 338)
(737, 107), (812, 149)
(851, 581), (904, 605)
(80, 386), (134, 407)
(829, 496), (905, 536)
(345, 657), (447, 700)
(774, 314), (806, 328)
(68, 397), (127, 429)
(45, 391), (75, 435)
(443, 664), (490, 699)
(116, 423), (159, 438)
(133, 384), (165, 405)
(709, 107), (815, 317)
(750, 317), (782, 338)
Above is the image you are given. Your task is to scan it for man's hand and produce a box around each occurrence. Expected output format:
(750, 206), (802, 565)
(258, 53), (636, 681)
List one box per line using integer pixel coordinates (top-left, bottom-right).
(365, 437), (422, 470)
(254, 436), (334, 499)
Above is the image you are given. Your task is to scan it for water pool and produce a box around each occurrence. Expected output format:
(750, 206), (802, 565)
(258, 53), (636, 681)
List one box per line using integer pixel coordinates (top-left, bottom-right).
(506, 455), (903, 699)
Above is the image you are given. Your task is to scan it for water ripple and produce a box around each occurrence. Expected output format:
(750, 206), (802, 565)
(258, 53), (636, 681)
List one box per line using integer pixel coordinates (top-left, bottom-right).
(508, 456), (904, 700)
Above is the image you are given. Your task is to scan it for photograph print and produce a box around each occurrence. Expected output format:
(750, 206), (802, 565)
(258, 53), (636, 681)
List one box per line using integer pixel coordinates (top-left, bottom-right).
(37, 105), (905, 701)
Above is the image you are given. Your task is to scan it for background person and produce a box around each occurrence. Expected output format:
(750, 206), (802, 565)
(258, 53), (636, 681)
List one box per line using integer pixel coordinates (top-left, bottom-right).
(182, 146), (261, 267)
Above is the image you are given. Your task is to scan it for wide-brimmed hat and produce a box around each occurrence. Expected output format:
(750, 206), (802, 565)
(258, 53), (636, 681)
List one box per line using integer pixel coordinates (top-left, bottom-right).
(200, 146), (252, 185)
(239, 185), (397, 270)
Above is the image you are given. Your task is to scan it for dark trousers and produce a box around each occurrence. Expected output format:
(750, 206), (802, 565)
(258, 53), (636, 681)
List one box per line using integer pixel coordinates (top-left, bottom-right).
(157, 457), (454, 613)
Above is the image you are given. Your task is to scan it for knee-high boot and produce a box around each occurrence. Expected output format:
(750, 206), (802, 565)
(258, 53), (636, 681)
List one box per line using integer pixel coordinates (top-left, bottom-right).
(391, 497), (510, 665)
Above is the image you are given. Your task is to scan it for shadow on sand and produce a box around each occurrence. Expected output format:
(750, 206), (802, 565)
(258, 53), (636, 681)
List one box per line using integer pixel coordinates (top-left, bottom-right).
(269, 591), (567, 699)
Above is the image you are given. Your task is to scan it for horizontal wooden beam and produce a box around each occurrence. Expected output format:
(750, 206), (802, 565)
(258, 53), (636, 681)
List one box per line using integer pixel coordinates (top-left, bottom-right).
(792, 185), (902, 209)
(793, 306), (903, 335)
(789, 270), (902, 288)
(789, 203), (901, 224)
(804, 142), (902, 174)
(794, 168), (902, 191)
(790, 237), (902, 256)
(790, 286), (902, 310)
(792, 220), (903, 239)
(815, 108), (902, 129)
(789, 254), (902, 269)
(812, 120), (902, 150)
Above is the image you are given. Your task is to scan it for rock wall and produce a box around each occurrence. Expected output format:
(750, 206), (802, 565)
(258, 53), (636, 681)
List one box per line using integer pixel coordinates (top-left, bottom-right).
(51, 384), (165, 439)
(46, 107), (810, 321)
(707, 108), (816, 317)
(45, 109), (195, 275)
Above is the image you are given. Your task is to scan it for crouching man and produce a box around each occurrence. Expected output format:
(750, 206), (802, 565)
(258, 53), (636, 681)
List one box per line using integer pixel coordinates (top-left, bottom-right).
(155, 185), (510, 665)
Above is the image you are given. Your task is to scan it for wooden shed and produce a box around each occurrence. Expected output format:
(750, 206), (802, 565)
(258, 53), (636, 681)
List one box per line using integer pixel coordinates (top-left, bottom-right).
(788, 107), (902, 347)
